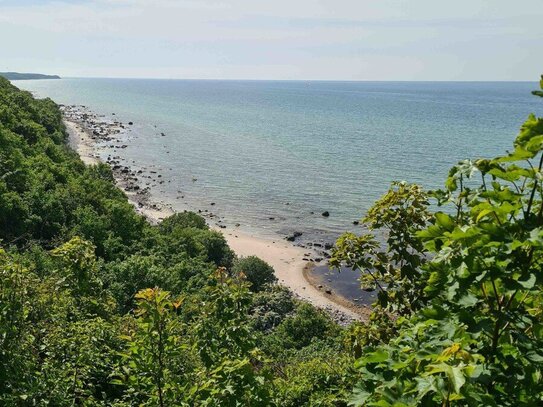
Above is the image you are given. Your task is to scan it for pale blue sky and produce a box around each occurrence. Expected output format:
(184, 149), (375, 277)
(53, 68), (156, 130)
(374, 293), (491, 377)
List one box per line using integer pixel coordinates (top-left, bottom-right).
(0, 0), (541, 80)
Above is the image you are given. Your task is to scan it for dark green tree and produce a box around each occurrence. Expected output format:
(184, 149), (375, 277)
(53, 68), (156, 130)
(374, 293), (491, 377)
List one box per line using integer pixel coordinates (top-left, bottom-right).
(232, 255), (277, 292)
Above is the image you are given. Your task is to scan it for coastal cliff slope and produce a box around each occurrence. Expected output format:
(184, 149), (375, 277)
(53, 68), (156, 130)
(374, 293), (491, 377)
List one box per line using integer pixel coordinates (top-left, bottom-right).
(0, 71), (60, 80)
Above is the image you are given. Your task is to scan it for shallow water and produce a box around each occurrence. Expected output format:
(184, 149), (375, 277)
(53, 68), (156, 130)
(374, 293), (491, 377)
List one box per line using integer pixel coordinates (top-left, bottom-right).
(311, 265), (378, 306)
(16, 78), (541, 300)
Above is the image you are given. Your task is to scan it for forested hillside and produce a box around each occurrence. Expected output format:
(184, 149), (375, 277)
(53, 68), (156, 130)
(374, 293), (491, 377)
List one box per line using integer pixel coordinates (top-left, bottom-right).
(1, 75), (543, 406)
(0, 72), (60, 80)
(0, 77), (354, 405)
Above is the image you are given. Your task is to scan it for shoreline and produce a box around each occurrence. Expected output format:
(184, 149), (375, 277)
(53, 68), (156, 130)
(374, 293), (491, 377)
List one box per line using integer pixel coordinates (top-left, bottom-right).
(64, 116), (369, 322)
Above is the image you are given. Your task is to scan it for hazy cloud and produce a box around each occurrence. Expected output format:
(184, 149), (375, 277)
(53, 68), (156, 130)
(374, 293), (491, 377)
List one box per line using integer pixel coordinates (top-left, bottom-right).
(0, 0), (541, 80)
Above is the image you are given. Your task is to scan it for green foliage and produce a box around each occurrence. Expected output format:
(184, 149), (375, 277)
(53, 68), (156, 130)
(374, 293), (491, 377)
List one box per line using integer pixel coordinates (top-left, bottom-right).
(190, 268), (272, 405)
(0, 76), (145, 255)
(193, 268), (258, 365)
(341, 80), (543, 405)
(100, 211), (234, 313)
(0, 249), (37, 402)
(350, 318), (488, 406)
(0, 243), (123, 405)
(116, 272), (272, 406)
(249, 285), (296, 331)
(102, 253), (211, 313)
(115, 288), (187, 406)
(35, 317), (123, 405)
(147, 217), (235, 269)
(51, 237), (99, 292)
(343, 313), (396, 357)
(232, 255), (277, 292)
(159, 211), (208, 232)
(271, 302), (340, 350)
(332, 182), (431, 317)
(273, 343), (356, 407)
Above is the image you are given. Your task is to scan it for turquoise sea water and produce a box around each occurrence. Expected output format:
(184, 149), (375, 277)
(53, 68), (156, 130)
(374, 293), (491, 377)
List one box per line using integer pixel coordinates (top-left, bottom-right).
(16, 78), (541, 301)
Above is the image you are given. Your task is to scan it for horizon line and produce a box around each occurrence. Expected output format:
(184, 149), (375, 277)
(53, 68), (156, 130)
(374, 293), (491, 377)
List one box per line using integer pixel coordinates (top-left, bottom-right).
(39, 75), (540, 83)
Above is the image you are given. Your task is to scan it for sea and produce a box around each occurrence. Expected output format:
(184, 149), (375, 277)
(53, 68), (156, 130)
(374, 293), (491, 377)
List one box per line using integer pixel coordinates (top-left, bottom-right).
(16, 78), (541, 302)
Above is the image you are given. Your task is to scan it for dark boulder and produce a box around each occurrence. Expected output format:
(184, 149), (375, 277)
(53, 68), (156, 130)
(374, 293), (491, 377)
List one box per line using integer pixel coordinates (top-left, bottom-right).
(285, 231), (303, 242)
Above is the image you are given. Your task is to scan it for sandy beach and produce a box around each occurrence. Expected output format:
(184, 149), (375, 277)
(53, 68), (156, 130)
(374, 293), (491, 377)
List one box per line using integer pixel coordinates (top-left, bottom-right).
(65, 118), (368, 322)
(65, 120), (100, 165)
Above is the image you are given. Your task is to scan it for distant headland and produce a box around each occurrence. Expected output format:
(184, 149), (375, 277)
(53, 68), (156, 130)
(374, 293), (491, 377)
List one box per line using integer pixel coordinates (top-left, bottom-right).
(0, 72), (61, 80)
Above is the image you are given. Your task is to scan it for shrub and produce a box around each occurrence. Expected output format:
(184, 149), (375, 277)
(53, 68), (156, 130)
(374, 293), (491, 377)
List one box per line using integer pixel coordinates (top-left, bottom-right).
(232, 255), (277, 292)
(159, 211), (208, 233)
(273, 303), (340, 350)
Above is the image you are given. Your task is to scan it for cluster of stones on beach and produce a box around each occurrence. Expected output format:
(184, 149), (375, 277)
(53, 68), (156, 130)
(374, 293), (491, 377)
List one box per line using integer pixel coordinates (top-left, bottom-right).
(61, 105), (163, 215)
(62, 104), (126, 140)
(283, 210), (361, 263)
(284, 226), (336, 270)
(286, 289), (369, 326)
(61, 105), (277, 234)
(327, 306), (368, 326)
(320, 305), (359, 326)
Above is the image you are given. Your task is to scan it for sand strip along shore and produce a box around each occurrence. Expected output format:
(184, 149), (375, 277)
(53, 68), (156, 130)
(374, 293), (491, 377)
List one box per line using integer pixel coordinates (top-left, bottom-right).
(65, 120), (100, 165)
(65, 118), (368, 322)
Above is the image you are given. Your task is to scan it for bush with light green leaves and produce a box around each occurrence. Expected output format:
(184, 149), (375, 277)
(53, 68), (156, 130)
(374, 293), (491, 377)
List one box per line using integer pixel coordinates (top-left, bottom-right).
(336, 78), (543, 405)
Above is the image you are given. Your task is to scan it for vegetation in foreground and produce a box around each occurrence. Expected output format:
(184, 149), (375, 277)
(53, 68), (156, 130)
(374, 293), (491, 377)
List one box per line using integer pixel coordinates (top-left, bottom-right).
(1, 75), (542, 405)
(332, 76), (543, 405)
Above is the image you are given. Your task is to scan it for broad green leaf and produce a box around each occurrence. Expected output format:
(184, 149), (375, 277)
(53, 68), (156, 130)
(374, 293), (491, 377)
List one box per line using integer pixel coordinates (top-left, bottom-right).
(457, 293), (478, 307)
(494, 146), (534, 162)
(488, 167), (525, 182)
(415, 376), (437, 399)
(417, 225), (443, 239)
(456, 262), (470, 279)
(516, 273), (536, 289)
(349, 386), (371, 406)
(425, 363), (466, 394)
(526, 134), (543, 152)
(526, 351), (543, 363)
(448, 226), (481, 241)
(363, 349), (390, 364)
(476, 208), (493, 223)
(435, 212), (455, 231)
(533, 324), (543, 340)
(515, 114), (543, 147)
